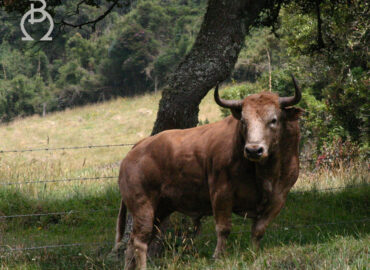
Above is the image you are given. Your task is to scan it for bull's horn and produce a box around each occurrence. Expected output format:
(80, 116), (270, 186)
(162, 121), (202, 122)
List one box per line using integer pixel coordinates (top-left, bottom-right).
(214, 83), (243, 109)
(279, 74), (302, 108)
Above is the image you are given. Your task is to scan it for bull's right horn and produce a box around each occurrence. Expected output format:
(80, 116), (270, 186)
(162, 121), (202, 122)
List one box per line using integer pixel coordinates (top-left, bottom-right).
(214, 83), (243, 109)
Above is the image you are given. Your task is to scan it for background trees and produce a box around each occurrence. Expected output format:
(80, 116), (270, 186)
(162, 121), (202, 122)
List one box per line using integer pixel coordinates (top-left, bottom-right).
(0, 0), (368, 148)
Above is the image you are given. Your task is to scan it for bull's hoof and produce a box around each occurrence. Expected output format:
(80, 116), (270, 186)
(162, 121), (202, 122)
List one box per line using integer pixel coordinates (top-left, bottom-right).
(212, 250), (224, 260)
(107, 242), (126, 261)
(106, 250), (121, 262)
(147, 241), (164, 258)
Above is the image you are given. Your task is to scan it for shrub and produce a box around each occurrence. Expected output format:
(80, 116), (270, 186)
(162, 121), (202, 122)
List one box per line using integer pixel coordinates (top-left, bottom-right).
(0, 75), (50, 120)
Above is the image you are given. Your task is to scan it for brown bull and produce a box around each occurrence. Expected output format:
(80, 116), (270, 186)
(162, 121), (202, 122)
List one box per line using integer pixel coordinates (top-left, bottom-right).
(114, 75), (303, 269)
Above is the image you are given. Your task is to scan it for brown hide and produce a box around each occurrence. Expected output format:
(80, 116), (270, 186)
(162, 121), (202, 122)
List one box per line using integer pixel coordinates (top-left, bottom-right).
(119, 93), (301, 218)
(116, 91), (302, 269)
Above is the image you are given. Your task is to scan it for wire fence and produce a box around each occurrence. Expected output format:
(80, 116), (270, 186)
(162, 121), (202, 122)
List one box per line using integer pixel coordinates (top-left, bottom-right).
(0, 143), (135, 154)
(0, 141), (362, 187)
(0, 241), (112, 252)
(0, 208), (118, 219)
(0, 176), (117, 186)
(0, 184), (368, 220)
(0, 141), (368, 256)
(1, 218), (369, 252)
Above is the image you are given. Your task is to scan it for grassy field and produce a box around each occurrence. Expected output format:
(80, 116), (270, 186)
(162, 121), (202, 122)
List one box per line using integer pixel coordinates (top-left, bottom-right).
(0, 88), (369, 269)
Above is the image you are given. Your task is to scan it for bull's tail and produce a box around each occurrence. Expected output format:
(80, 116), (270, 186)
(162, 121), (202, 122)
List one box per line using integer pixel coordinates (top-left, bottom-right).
(112, 199), (127, 252)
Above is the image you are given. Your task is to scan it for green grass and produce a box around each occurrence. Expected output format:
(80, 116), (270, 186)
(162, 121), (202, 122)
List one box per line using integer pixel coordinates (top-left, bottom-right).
(0, 89), (369, 269)
(0, 186), (368, 269)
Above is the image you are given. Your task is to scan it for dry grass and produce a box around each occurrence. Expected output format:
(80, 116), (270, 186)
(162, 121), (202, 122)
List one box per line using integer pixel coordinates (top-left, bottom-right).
(0, 90), (222, 187)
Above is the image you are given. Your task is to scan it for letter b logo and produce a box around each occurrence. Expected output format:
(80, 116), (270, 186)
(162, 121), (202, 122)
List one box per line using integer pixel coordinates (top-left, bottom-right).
(20, 0), (54, 41)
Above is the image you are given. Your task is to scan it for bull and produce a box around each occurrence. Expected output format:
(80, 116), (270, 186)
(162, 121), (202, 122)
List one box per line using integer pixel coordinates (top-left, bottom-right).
(113, 75), (303, 269)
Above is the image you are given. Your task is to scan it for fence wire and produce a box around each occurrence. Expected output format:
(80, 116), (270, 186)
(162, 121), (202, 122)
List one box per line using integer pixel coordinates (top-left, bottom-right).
(0, 143), (135, 153)
(0, 241), (112, 252)
(0, 184), (368, 220)
(0, 176), (118, 186)
(1, 218), (368, 252)
(0, 141), (367, 255)
(0, 141), (353, 164)
(0, 208), (117, 219)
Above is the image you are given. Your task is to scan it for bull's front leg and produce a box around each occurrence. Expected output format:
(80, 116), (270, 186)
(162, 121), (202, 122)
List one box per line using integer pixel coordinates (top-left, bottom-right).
(210, 176), (233, 259)
(251, 192), (285, 250)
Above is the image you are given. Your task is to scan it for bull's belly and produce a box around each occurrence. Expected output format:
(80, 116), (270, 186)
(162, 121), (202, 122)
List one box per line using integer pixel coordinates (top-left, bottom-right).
(158, 176), (261, 219)
(159, 176), (212, 216)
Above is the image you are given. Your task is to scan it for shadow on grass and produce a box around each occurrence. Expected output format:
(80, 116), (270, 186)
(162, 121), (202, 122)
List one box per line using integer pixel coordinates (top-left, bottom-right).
(194, 183), (369, 256)
(0, 183), (368, 269)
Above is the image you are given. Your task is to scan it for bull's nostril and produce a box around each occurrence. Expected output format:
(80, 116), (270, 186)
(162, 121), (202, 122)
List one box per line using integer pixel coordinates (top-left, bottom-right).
(245, 145), (264, 159)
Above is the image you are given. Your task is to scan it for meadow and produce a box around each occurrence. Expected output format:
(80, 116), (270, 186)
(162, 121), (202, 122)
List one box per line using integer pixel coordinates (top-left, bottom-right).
(0, 88), (368, 269)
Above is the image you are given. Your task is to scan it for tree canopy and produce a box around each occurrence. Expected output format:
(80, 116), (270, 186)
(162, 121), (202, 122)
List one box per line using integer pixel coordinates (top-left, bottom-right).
(0, 0), (368, 147)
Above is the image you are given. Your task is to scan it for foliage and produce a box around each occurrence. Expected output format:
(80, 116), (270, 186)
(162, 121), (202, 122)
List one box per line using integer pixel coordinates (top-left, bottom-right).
(0, 74), (48, 120)
(0, 0), (368, 154)
(315, 138), (361, 169)
(219, 82), (264, 118)
(324, 68), (369, 142)
(101, 22), (158, 95)
(0, 0), (206, 118)
(229, 0), (368, 153)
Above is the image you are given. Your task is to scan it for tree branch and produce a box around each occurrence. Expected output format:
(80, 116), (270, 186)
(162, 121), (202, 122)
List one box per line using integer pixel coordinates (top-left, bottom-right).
(315, 0), (325, 49)
(76, 0), (86, 15)
(61, 0), (119, 31)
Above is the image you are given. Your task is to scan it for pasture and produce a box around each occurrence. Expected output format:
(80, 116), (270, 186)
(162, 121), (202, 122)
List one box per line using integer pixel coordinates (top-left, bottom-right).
(0, 89), (368, 269)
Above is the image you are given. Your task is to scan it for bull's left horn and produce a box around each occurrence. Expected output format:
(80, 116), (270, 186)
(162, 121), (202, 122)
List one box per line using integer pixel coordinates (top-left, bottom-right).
(279, 74), (302, 108)
(214, 83), (243, 109)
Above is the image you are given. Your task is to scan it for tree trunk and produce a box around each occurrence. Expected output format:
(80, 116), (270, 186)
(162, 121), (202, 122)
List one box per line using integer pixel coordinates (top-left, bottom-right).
(151, 0), (269, 135)
(154, 75), (158, 94)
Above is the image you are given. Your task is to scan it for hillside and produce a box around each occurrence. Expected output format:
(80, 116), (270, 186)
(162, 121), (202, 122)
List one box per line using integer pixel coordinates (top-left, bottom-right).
(0, 90), (220, 180)
(0, 90), (368, 269)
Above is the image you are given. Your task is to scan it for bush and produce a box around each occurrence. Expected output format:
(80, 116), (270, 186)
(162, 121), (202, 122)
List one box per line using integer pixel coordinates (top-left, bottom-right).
(324, 69), (369, 143)
(101, 23), (158, 95)
(55, 61), (104, 109)
(315, 138), (360, 169)
(0, 75), (49, 121)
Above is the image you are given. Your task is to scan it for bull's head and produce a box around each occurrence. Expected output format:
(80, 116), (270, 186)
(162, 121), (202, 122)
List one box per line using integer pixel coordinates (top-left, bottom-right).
(214, 75), (302, 162)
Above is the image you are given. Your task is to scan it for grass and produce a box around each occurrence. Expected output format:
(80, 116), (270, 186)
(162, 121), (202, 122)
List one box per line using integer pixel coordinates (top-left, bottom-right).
(0, 88), (369, 269)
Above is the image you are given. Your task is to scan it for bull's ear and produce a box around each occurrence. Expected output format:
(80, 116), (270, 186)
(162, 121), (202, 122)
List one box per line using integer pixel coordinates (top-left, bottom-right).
(282, 107), (305, 121)
(230, 108), (242, 120)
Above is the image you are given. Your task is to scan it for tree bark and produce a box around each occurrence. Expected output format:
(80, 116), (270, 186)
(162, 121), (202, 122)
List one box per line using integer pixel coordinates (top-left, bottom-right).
(151, 0), (269, 135)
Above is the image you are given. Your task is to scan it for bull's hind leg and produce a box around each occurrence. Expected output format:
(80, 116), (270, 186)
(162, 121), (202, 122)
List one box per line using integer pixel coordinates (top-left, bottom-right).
(210, 176), (233, 259)
(148, 213), (171, 258)
(125, 206), (155, 270)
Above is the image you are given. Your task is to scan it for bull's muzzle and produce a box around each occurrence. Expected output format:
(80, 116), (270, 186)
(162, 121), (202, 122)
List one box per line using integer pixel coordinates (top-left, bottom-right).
(244, 144), (266, 161)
